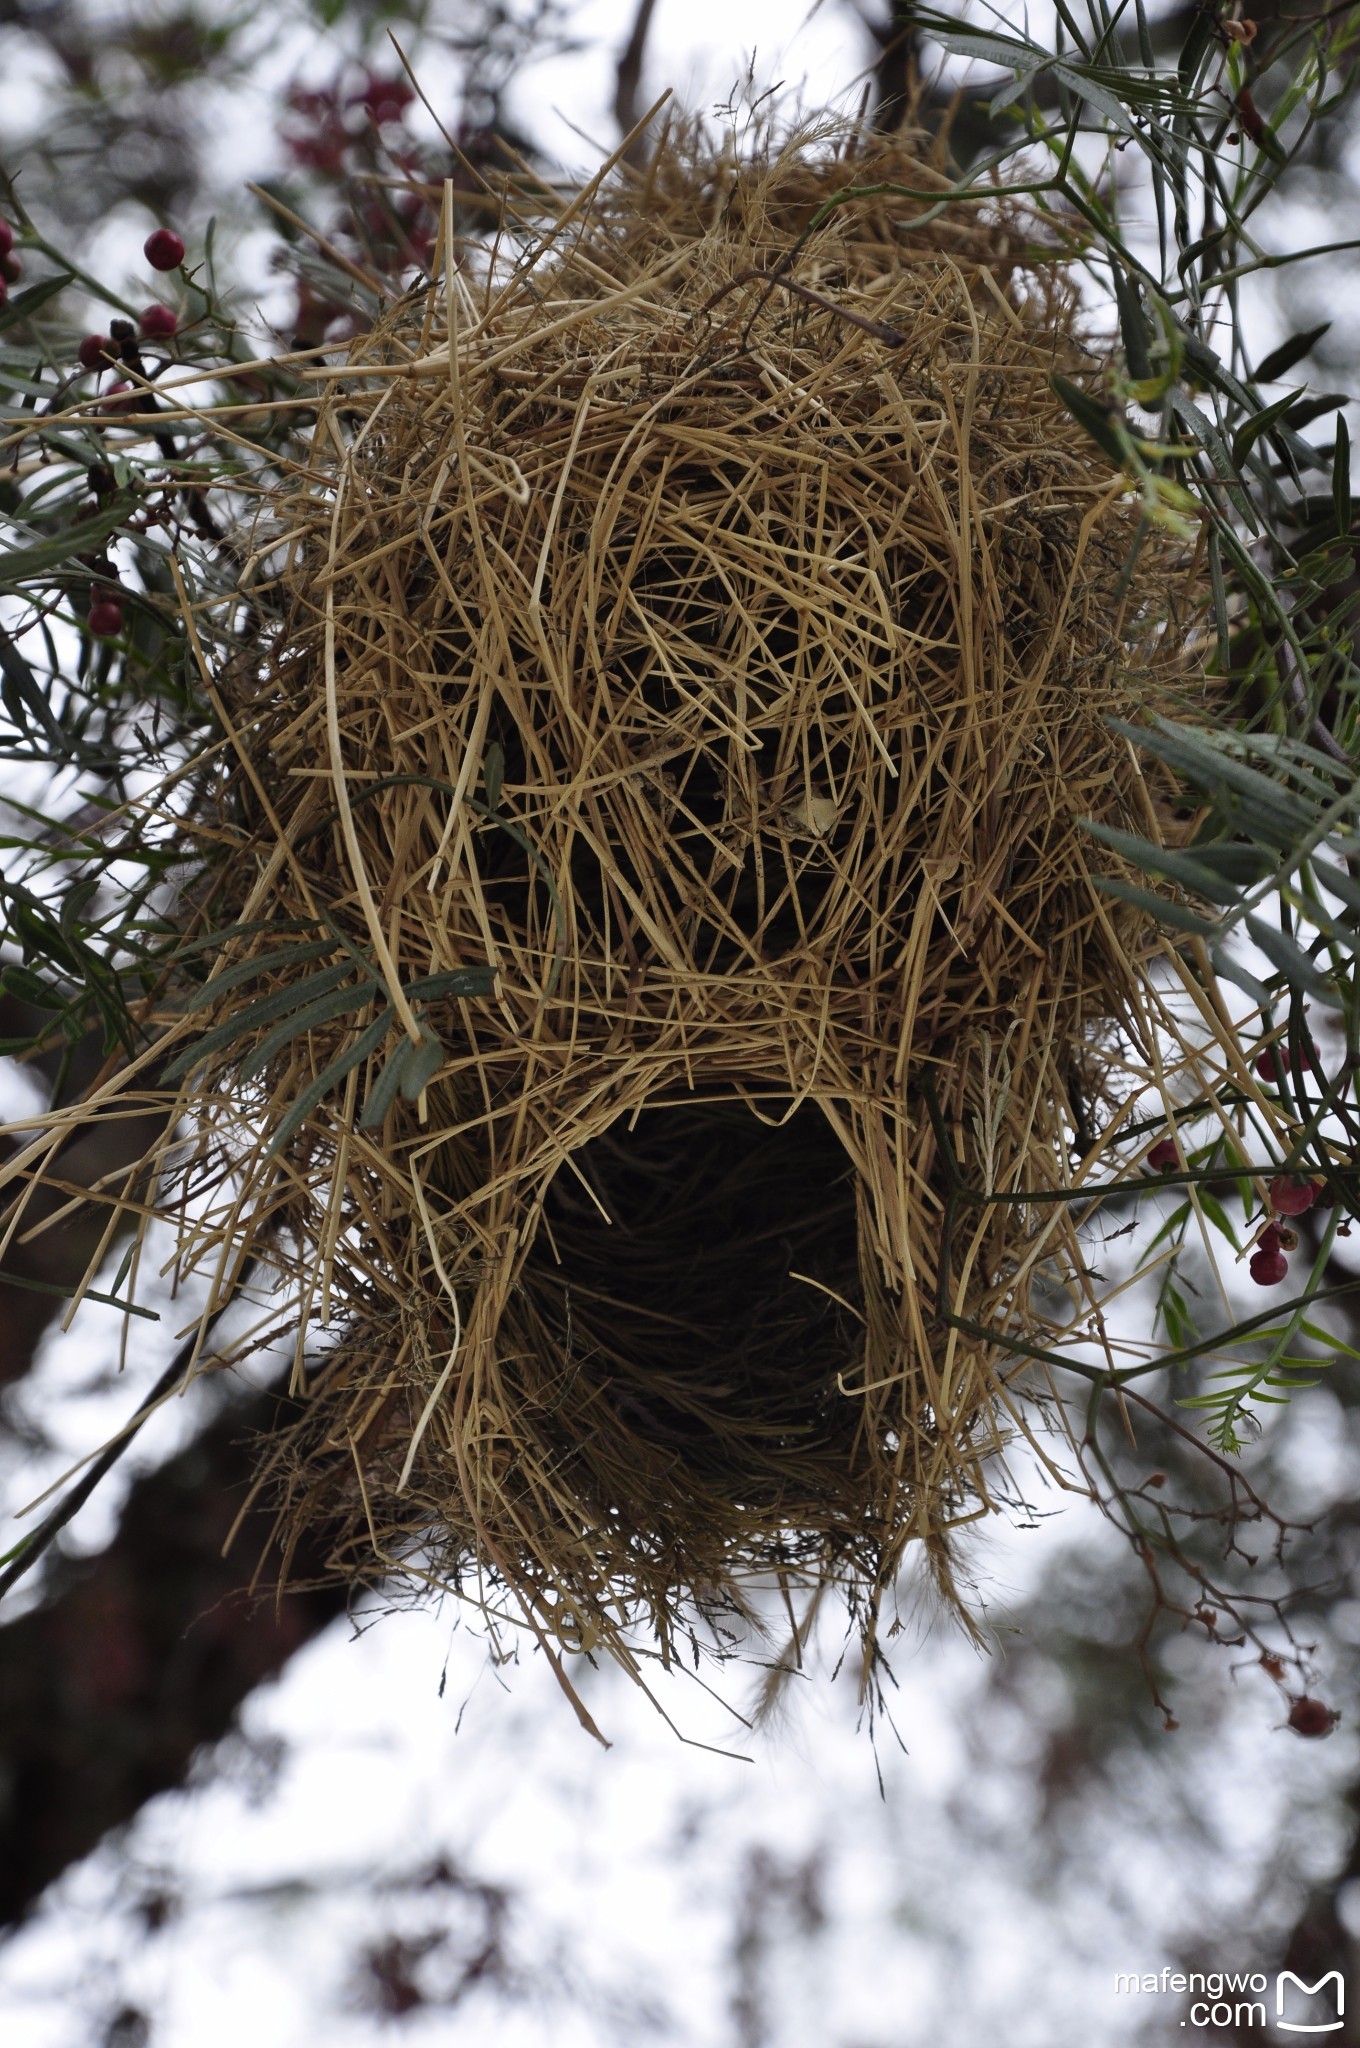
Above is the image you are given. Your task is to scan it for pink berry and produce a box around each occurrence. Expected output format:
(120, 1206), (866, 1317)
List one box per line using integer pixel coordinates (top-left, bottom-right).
(87, 598), (124, 638)
(78, 333), (112, 370)
(1148, 1137), (1180, 1171)
(1270, 1176), (1317, 1217)
(138, 302), (177, 339)
(1288, 1696), (1337, 1738)
(1249, 1246), (1289, 1286)
(0, 218), (12, 257)
(102, 381), (138, 415)
(144, 228), (185, 272)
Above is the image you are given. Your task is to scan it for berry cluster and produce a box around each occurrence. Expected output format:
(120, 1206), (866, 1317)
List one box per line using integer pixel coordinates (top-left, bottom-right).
(1249, 1176), (1319, 1285)
(64, 227), (190, 641)
(1144, 1126), (1323, 1288)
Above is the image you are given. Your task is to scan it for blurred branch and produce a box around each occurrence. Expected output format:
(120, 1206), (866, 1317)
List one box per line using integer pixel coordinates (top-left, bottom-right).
(614, 0), (660, 157)
(0, 1381), (348, 1929)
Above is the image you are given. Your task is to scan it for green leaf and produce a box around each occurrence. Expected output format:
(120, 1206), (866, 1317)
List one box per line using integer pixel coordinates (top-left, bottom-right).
(0, 963), (64, 1010)
(357, 1033), (410, 1129)
(1255, 323), (1332, 385)
(1112, 264), (1151, 383)
(1177, 7), (1215, 89)
(1162, 1283), (1199, 1351)
(1051, 62), (1138, 137)
(170, 938), (342, 1013)
(1232, 389), (1306, 469)
(398, 1029), (444, 1100)
(1050, 373), (1127, 468)
(1334, 416), (1351, 537)
(1146, 1201), (1192, 1255)
(1243, 914), (1344, 1006)
(238, 979), (386, 1082)
(1168, 392), (1258, 530)
(265, 1008), (396, 1157)
(1281, 394), (1349, 434)
(404, 966), (495, 1002)
(1084, 820), (1252, 904)
(1211, 946), (1274, 1007)
(1109, 721), (1319, 851)
(0, 497), (137, 588)
(931, 26), (1050, 74)
(1092, 873), (1217, 934)
(0, 274), (74, 335)
(1196, 1189), (1241, 1251)
(162, 959), (367, 1080)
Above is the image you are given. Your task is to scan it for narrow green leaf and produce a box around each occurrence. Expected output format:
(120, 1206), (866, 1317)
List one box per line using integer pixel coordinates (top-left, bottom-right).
(931, 26), (1050, 74)
(0, 497), (137, 587)
(0, 963), (64, 1009)
(1195, 1189), (1241, 1250)
(1243, 913), (1344, 1007)
(1083, 820), (1245, 904)
(398, 1030), (444, 1100)
(1282, 394), (1349, 434)
(1177, 8), (1215, 89)
(405, 966), (495, 1002)
(1112, 264), (1151, 382)
(170, 938), (341, 1013)
(357, 1034), (410, 1130)
(1255, 323), (1332, 384)
(1211, 947), (1274, 1005)
(0, 274), (74, 335)
(1232, 388), (1305, 469)
(1109, 721), (1319, 850)
(1168, 392), (1258, 529)
(1334, 415), (1351, 537)
(265, 1008), (395, 1157)
(1051, 62), (1137, 136)
(238, 979), (386, 1082)
(1050, 373), (1127, 468)
(162, 959), (365, 1080)
(1093, 873), (1217, 934)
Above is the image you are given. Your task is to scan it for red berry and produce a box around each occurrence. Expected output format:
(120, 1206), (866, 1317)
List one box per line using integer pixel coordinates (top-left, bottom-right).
(1249, 1246), (1289, 1285)
(1, 251), (20, 284)
(144, 228), (185, 272)
(1256, 1049), (1286, 1079)
(87, 598), (124, 638)
(1270, 1176), (1317, 1217)
(78, 333), (112, 370)
(1288, 1696), (1337, 1738)
(138, 302), (177, 339)
(1258, 1223), (1283, 1255)
(101, 381), (141, 417)
(0, 218), (12, 257)
(1148, 1137), (1180, 1171)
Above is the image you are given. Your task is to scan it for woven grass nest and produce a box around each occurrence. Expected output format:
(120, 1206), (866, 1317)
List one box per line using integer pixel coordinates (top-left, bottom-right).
(169, 127), (1226, 1713)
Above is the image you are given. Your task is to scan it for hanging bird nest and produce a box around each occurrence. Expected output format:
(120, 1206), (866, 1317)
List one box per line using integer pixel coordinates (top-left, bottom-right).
(147, 124), (1241, 1715)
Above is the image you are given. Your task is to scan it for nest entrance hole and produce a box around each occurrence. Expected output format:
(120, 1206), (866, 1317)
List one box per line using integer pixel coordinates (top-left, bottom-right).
(529, 1098), (864, 1479)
